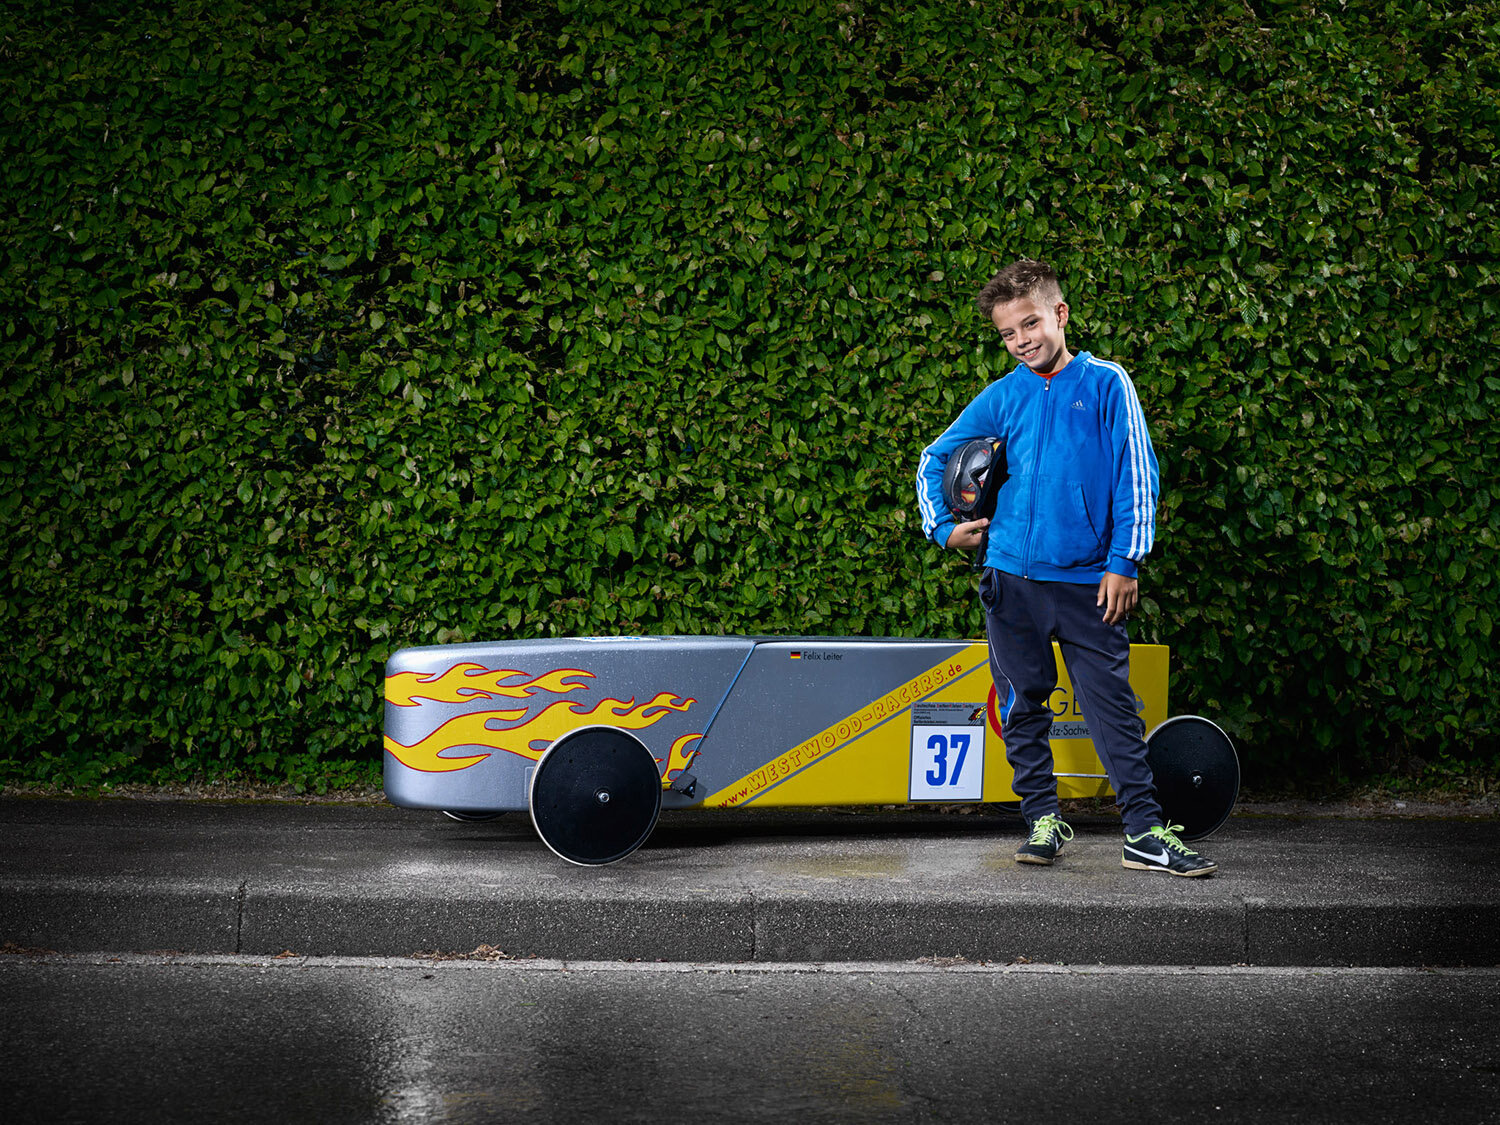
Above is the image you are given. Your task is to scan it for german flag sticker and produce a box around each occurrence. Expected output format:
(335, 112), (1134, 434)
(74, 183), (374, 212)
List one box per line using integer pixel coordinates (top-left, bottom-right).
(789, 651), (802, 659)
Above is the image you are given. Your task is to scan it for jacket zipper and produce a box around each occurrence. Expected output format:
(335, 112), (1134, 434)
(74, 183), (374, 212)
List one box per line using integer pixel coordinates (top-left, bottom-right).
(1021, 378), (1053, 578)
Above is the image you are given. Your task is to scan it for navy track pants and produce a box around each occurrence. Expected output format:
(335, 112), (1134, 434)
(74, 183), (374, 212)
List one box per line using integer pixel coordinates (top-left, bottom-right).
(978, 568), (1163, 836)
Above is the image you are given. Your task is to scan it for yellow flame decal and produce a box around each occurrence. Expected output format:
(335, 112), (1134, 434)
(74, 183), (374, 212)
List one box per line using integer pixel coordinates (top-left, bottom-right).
(384, 692), (697, 774)
(658, 732), (703, 786)
(385, 664), (592, 708)
(381, 709), (524, 773)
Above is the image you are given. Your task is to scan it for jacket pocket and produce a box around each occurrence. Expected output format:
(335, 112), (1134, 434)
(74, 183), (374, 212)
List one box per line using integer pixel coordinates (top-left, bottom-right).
(1032, 480), (1107, 570)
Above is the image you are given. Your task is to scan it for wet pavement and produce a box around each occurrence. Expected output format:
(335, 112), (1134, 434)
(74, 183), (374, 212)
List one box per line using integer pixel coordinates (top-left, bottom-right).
(6, 954), (1498, 1124)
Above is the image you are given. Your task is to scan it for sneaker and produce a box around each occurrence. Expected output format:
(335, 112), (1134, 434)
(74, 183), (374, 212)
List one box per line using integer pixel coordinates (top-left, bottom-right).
(1122, 824), (1217, 877)
(1015, 813), (1074, 865)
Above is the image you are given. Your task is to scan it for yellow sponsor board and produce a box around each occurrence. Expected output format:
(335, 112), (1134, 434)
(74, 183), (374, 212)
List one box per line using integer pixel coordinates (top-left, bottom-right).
(703, 642), (1169, 808)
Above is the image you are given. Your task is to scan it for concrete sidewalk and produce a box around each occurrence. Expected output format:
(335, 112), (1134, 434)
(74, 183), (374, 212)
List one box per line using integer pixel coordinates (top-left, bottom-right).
(2, 797), (1496, 967)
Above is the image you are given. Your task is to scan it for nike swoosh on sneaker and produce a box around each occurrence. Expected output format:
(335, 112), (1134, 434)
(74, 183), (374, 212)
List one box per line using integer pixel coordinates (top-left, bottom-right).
(1124, 843), (1169, 864)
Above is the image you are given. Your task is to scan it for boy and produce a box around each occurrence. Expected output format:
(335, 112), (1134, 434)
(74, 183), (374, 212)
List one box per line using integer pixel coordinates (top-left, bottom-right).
(915, 259), (1216, 877)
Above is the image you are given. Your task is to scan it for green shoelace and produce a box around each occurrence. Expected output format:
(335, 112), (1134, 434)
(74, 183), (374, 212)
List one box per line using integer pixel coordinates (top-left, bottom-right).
(1028, 813), (1074, 846)
(1142, 823), (1198, 854)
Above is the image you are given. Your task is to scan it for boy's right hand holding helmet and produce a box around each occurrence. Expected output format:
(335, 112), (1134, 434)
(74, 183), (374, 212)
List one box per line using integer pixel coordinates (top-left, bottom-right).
(946, 518), (990, 552)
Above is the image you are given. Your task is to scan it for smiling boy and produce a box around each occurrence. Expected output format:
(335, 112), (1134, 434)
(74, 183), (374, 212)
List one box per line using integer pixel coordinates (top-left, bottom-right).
(915, 259), (1216, 876)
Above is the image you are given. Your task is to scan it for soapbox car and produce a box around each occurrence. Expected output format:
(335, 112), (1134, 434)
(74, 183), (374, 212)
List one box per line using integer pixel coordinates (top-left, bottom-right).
(383, 635), (1239, 865)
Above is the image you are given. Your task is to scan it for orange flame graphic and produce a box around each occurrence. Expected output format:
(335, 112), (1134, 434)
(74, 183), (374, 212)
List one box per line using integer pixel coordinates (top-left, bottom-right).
(386, 664), (592, 708)
(384, 692), (697, 774)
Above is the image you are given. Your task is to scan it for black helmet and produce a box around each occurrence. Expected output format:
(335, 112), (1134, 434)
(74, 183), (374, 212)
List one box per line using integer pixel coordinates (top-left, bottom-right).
(941, 438), (1005, 520)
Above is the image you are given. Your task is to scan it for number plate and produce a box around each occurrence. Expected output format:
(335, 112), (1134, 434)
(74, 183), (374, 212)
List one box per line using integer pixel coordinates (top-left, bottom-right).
(909, 702), (985, 801)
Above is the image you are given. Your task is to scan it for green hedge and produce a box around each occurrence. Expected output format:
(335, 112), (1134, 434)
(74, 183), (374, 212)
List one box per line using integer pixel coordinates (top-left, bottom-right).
(2, 0), (1496, 789)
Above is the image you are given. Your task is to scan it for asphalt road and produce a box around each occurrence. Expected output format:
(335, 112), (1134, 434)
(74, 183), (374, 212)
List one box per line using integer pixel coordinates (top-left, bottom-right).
(4, 954), (1497, 1124)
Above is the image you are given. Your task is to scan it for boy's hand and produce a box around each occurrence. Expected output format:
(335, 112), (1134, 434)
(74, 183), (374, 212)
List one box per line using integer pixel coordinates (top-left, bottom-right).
(1097, 572), (1138, 625)
(945, 518), (989, 552)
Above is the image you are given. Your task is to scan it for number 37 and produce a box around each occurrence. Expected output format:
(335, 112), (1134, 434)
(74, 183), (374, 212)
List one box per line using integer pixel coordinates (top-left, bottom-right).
(925, 733), (970, 787)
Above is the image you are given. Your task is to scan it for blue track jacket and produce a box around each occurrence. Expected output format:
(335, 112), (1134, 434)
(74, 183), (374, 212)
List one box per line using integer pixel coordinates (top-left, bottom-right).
(916, 351), (1160, 583)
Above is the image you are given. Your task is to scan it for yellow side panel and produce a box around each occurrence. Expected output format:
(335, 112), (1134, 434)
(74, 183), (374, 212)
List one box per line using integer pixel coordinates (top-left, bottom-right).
(733, 642), (1170, 808)
(703, 644), (991, 808)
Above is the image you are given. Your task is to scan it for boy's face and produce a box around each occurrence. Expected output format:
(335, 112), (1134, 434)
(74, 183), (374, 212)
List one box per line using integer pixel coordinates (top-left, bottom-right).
(990, 295), (1071, 374)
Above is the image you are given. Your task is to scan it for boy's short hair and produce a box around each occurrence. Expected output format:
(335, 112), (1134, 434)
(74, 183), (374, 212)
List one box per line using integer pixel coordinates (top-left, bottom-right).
(976, 259), (1064, 318)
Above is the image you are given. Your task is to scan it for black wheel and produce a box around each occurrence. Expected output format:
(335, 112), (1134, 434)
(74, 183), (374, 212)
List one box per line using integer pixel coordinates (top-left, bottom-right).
(529, 726), (662, 865)
(440, 810), (506, 822)
(1145, 715), (1240, 841)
